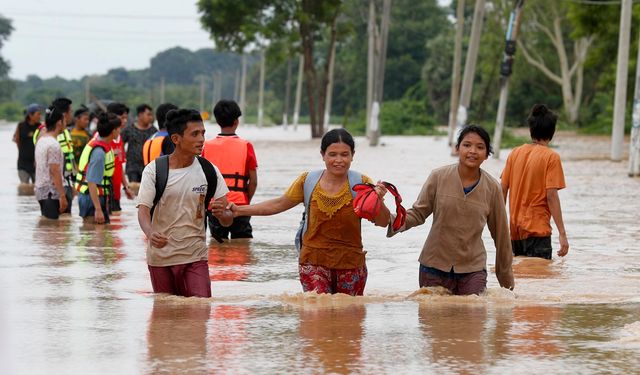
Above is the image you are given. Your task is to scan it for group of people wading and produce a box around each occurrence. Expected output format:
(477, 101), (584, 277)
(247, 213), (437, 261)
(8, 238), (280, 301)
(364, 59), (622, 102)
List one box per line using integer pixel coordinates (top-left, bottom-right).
(15, 98), (569, 298)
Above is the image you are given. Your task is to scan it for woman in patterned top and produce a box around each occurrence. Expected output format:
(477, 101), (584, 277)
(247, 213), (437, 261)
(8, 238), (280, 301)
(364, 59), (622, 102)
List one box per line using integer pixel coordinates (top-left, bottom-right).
(220, 129), (390, 295)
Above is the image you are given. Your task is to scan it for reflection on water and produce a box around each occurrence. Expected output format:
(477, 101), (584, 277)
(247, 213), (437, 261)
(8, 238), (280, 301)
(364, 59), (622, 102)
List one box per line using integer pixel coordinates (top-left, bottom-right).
(146, 297), (211, 374)
(298, 304), (365, 373)
(2, 124), (640, 373)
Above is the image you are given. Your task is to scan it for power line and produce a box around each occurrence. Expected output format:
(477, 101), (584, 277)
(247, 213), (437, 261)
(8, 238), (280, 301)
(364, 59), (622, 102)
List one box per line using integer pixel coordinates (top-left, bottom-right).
(15, 18), (207, 35)
(561, 0), (640, 5)
(2, 10), (198, 20)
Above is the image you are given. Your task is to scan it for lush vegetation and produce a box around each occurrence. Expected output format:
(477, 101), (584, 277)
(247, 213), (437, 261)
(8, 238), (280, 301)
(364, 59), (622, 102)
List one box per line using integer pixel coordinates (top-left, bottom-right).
(1, 1), (639, 142)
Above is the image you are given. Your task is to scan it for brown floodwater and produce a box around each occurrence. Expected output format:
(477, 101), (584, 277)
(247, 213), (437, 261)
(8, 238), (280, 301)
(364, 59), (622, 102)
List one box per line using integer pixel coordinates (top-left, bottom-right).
(1, 123), (639, 374)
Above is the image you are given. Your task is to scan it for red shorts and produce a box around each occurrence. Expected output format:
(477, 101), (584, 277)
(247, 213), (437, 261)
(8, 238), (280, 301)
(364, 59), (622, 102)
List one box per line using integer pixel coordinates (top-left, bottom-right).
(148, 260), (211, 298)
(298, 264), (367, 296)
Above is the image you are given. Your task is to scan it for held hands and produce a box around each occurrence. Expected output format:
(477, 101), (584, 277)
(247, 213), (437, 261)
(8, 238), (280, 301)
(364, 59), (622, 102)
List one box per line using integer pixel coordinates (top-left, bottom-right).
(209, 200), (236, 219)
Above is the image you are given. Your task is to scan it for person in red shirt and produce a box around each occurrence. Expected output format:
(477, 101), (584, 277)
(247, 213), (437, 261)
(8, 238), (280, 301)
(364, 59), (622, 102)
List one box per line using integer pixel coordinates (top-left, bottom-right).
(106, 102), (134, 211)
(202, 100), (257, 239)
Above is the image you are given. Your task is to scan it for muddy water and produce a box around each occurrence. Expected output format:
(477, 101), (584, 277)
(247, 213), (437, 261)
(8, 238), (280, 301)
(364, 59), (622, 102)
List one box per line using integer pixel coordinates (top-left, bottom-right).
(1, 123), (639, 374)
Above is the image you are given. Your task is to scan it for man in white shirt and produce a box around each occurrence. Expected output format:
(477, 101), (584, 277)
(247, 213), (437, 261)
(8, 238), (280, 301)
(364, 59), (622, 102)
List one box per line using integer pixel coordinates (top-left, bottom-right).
(136, 108), (232, 297)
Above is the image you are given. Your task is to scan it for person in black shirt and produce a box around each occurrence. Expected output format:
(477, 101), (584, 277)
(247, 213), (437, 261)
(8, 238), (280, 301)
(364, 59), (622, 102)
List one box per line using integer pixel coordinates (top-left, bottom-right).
(13, 103), (42, 184)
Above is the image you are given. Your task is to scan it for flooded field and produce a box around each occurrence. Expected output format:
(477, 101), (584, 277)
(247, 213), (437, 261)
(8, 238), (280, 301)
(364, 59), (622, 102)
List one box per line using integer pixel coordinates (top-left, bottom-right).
(1, 122), (639, 374)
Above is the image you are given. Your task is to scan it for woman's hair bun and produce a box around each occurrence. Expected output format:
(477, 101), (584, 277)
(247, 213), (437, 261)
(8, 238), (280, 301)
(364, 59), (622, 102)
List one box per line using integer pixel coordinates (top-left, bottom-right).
(531, 104), (548, 117)
(165, 109), (179, 122)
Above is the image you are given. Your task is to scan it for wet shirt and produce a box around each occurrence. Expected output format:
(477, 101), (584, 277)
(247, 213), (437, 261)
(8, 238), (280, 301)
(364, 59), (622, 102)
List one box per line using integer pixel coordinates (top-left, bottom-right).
(34, 136), (63, 200)
(390, 164), (514, 290)
(121, 124), (157, 175)
(501, 144), (566, 240)
(15, 121), (40, 173)
(136, 159), (229, 267)
(285, 171), (373, 269)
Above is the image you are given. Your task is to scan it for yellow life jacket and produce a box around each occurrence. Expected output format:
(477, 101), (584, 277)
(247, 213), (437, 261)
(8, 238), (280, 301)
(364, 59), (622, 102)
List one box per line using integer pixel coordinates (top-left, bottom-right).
(74, 138), (115, 196)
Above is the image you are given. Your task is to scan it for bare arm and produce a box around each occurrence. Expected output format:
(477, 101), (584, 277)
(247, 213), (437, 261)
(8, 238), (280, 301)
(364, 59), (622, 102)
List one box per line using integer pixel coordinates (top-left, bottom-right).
(234, 195), (298, 217)
(547, 188), (569, 257)
(49, 163), (68, 213)
(13, 125), (20, 148)
(247, 169), (258, 203)
(137, 205), (168, 248)
(88, 182), (105, 224)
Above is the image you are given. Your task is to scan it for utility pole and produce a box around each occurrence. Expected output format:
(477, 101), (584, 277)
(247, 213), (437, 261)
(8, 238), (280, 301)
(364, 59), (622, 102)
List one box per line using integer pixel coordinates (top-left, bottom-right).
(629, 28), (640, 176)
(199, 75), (206, 114)
(369, 0), (392, 147)
(283, 58), (292, 130)
(234, 69), (240, 101)
(239, 54), (247, 126)
(612, 0), (632, 161)
(215, 72), (222, 106)
(211, 71), (218, 111)
(160, 76), (165, 103)
(258, 50), (266, 127)
(324, 41), (337, 133)
(493, 0), (525, 159)
(447, 0), (465, 147)
(454, 0), (486, 153)
(293, 54), (304, 131)
(366, 0), (376, 137)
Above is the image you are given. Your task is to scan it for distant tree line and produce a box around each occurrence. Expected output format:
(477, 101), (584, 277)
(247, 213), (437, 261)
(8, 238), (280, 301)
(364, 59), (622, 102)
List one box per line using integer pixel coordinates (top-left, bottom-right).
(2, 1), (639, 139)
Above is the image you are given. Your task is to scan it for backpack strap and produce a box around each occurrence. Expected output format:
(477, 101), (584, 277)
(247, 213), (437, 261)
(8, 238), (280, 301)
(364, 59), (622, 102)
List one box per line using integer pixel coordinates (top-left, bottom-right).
(295, 169), (362, 252)
(197, 156), (224, 244)
(196, 155), (218, 213)
(347, 170), (362, 199)
(151, 155), (169, 219)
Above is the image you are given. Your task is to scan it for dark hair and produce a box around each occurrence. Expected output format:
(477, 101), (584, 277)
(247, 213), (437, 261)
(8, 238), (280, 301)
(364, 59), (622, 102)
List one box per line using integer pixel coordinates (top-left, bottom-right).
(456, 124), (493, 155)
(155, 103), (178, 130)
(527, 104), (557, 141)
(106, 102), (130, 116)
(213, 100), (242, 128)
(44, 105), (64, 131)
(96, 112), (120, 138)
(52, 97), (72, 114)
(320, 128), (355, 154)
(136, 103), (153, 115)
(74, 105), (89, 118)
(166, 109), (203, 137)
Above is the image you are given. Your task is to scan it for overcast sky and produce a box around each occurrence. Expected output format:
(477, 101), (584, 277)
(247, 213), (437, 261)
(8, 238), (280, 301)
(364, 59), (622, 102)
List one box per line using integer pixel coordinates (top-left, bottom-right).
(2, 0), (452, 81)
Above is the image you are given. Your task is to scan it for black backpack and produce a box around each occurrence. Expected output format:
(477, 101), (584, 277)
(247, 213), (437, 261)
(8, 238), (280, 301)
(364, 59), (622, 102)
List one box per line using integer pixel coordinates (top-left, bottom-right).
(151, 155), (222, 243)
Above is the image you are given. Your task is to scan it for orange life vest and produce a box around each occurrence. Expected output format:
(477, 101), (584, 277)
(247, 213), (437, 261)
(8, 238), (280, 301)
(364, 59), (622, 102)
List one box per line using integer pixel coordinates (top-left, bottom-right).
(143, 132), (167, 166)
(202, 135), (250, 205)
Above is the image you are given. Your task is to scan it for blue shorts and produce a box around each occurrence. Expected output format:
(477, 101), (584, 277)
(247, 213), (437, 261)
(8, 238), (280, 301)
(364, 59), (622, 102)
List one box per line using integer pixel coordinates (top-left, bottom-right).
(78, 193), (110, 223)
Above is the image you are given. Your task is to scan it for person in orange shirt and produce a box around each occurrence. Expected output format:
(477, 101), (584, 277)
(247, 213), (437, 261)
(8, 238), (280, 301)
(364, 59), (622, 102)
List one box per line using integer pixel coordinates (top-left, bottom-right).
(501, 104), (569, 259)
(202, 100), (258, 239)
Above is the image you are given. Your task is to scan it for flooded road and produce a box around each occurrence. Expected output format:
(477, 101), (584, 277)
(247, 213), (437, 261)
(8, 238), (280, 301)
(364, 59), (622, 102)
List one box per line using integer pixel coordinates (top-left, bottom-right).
(1, 123), (639, 374)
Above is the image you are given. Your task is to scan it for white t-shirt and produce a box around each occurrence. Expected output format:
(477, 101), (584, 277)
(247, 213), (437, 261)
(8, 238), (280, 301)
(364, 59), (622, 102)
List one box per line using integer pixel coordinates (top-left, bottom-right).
(34, 135), (64, 201)
(136, 158), (229, 266)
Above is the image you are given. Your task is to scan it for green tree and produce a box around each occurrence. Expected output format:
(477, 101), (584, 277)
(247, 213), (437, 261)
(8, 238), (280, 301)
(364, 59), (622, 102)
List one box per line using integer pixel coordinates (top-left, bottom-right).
(198, 0), (342, 138)
(0, 14), (14, 101)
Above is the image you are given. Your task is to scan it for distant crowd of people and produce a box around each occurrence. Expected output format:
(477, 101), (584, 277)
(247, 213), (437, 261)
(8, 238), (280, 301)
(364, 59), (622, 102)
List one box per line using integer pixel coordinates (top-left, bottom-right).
(13, 99), (569, 299)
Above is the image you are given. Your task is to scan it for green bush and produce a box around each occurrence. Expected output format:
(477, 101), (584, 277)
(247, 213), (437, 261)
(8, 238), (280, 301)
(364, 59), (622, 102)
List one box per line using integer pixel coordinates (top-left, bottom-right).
(0, 101), (24, 122)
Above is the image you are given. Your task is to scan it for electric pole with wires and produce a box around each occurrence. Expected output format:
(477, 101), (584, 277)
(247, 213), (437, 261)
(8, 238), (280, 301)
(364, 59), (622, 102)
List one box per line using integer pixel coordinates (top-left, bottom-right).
(493, 0), (525, 159)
